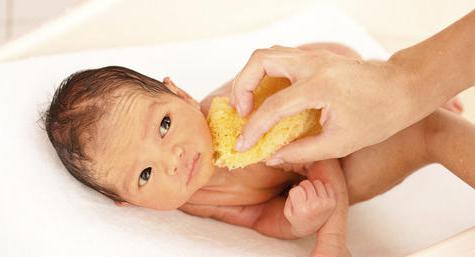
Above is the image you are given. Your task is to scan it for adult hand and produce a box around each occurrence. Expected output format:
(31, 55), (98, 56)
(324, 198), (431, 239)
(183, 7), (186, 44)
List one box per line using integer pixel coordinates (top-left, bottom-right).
(231, 45), (414, 165)
(232, 10), (475, 166)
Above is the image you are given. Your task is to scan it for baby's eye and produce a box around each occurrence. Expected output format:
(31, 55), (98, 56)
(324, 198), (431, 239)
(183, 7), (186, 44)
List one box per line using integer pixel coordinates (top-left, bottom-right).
(159, 115), (171, 138)
(139, 167), (152, 186)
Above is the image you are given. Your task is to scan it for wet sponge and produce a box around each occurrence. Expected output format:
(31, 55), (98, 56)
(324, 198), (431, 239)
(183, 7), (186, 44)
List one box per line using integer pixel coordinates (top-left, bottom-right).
(207, 77), (322, 169)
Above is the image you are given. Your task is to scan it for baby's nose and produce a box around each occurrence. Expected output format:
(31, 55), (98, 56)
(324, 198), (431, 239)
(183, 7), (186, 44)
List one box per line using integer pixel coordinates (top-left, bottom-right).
(167, 145), (184, 175)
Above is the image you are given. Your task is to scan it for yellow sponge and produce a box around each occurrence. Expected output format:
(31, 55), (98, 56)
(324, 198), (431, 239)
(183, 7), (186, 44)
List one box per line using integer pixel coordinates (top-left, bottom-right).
(207, 77), (322, 169)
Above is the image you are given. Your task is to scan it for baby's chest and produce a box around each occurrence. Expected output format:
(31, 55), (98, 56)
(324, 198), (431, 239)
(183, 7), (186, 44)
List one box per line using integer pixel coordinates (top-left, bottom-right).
(188, 164), (301, 206)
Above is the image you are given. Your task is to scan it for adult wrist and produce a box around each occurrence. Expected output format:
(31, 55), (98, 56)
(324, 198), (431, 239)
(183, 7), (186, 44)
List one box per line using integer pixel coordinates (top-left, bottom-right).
(387, 48), (424, 100)
(385, 50), (424, 130)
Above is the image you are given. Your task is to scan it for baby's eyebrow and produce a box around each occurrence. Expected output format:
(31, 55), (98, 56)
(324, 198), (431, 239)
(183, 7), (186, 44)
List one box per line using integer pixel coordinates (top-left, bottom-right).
(142, 102), (159, 140)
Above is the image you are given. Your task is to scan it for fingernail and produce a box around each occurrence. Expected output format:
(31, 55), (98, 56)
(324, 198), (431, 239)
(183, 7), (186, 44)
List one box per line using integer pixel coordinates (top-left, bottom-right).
(235, 135), (245, 151)
(266, 158), (283, 166)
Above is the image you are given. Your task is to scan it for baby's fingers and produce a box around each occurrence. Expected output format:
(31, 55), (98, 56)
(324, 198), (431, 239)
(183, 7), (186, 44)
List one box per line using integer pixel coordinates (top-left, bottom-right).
(299, 180), (318, 202)
(289, 186), (306, 206)
(313, 180), (328, 198)
(283, 196), (294, 219)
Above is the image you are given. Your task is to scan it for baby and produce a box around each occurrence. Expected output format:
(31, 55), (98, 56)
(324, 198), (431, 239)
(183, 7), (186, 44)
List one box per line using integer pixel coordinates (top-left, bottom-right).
(44, 43), (475, 257)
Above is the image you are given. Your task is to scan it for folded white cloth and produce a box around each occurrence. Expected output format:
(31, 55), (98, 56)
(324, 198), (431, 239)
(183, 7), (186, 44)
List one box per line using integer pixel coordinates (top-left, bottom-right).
(0, 2), (473, 257)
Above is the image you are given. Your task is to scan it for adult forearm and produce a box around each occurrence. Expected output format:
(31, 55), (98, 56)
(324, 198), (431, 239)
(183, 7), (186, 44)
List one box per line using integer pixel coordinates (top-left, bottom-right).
(390, 10), (475, 118)
(426, 109), (475, 188)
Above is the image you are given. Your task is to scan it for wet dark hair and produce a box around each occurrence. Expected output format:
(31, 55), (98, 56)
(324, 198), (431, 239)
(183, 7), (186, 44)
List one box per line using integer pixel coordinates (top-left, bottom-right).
(42, 66), (174, 202)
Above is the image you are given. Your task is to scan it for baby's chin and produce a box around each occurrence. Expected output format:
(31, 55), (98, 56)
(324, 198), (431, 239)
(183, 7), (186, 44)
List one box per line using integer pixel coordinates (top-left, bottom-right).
(193, 147), (215, 187)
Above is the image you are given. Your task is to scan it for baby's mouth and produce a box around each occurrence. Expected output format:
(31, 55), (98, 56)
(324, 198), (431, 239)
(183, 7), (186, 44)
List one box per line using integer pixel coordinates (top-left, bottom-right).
(186, 153), (201, 185)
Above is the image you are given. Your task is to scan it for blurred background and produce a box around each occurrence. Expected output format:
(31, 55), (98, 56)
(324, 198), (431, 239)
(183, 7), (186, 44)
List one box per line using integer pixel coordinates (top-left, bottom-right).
(0, 0), (474, 120)
(2, 0), (475, 55)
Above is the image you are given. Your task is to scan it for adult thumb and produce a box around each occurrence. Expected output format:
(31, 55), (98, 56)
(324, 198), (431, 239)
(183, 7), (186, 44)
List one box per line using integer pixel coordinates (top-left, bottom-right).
(266, 132), (342, 165)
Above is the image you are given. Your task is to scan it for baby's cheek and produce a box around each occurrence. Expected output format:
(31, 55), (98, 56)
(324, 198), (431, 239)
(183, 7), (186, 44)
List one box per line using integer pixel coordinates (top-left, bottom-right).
(148, 183), (190, 210)
(198, 121), (213, 148)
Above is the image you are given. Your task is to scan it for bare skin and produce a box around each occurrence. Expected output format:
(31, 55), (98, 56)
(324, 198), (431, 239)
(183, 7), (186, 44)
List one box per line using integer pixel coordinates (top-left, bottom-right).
(93, 43), (474, 257)
(230, 10), (475, 164)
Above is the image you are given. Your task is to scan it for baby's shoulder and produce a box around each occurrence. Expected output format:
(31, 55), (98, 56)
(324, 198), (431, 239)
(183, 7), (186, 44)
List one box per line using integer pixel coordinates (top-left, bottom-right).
(199, 80), (233, 116)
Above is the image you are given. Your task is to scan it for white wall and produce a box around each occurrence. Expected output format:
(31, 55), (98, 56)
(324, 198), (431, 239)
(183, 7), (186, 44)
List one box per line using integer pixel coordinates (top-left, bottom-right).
(332, 0), (475, 53)
(0, 0), (7, 44)
(0, 0), (84, 44)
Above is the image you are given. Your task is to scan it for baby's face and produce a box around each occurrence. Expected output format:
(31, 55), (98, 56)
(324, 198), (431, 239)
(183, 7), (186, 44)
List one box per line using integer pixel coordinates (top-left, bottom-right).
(93, 81), (214, 210)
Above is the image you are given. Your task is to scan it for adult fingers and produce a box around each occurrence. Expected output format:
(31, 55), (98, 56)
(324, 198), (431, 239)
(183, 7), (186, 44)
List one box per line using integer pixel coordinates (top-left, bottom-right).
(231, 46), (304, 117)
(236, 81), (326, 152)
(266, 129), (348, 165)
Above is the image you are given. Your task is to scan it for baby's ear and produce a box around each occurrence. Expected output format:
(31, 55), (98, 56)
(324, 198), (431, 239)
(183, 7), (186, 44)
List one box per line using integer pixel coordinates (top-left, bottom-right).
(114, 201), (129, 207)
(163, 77), (200, 109)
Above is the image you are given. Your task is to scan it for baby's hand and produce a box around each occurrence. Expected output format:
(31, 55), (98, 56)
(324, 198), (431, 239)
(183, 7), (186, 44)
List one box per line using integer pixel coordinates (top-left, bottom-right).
(284, 180), (336, 237)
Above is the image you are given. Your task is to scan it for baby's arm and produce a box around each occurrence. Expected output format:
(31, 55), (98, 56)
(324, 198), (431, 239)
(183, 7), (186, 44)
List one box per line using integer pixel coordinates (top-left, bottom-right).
(180, 196), (297, 239)
(425, 109), (475, 187)
(341, 113), (430, 204)
(179, 172), (340, 240)
(180, 191), (332, 240)
(306, 160), (351, 257)
(342, 108), (474, 205)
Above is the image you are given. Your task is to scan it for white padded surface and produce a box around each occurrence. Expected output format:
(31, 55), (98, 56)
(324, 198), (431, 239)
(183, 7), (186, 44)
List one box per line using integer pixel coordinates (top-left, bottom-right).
(0, 2), (473, 257)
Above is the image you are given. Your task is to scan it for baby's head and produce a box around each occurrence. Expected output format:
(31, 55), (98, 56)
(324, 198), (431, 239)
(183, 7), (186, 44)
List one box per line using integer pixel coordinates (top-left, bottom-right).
(44, 66), (214, 210)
